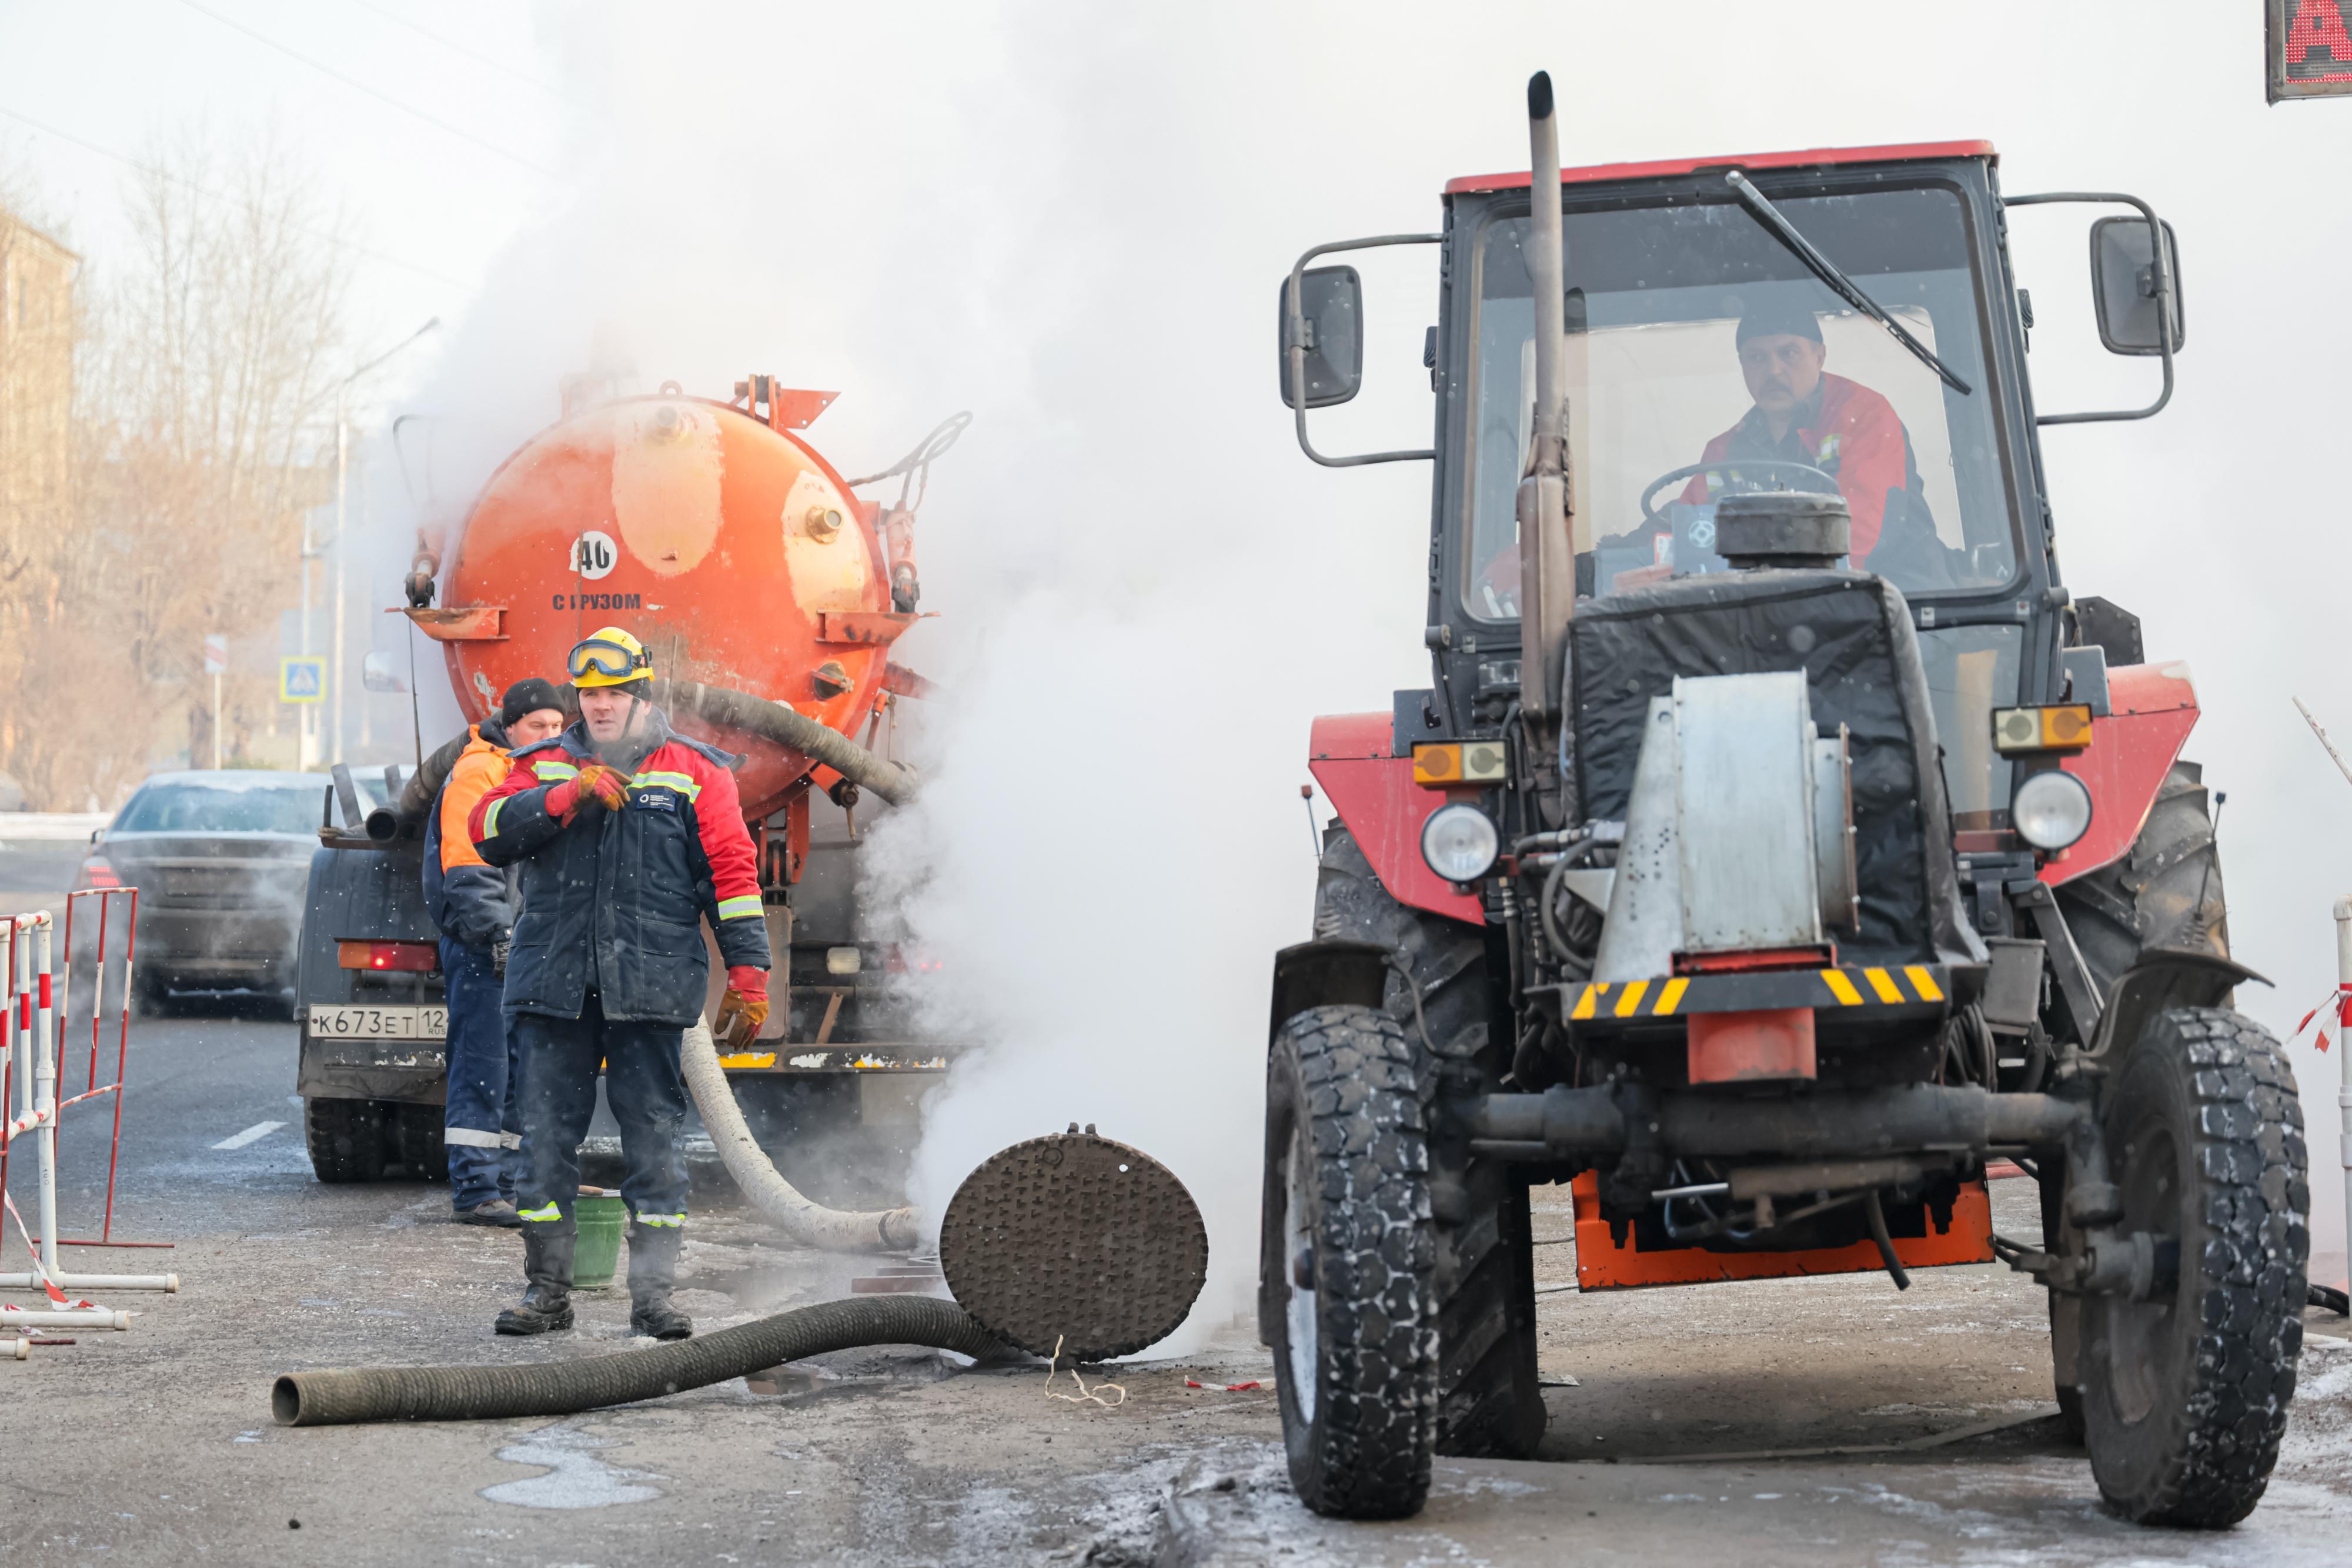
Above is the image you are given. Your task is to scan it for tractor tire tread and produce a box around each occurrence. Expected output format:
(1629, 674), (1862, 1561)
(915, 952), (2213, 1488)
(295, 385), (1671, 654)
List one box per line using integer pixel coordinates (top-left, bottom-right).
(1314, 827), (1544, 1460)
(2090, 1007), (2307, 1529)
(1274, 1004), (1436, 1520)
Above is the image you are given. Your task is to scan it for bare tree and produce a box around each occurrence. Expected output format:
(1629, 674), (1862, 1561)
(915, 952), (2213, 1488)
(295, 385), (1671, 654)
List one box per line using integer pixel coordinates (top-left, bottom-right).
(0, 129), (356, 807)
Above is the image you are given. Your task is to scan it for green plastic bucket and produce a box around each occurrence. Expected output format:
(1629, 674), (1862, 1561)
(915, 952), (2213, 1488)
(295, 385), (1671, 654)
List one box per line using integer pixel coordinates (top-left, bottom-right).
(573, 1194), (627, 1290)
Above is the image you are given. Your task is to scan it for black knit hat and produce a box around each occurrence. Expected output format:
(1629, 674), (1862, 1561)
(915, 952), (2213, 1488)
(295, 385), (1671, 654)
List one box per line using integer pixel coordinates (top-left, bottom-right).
(1735, 302), (1824, 346)
(499, 677), (566, 726)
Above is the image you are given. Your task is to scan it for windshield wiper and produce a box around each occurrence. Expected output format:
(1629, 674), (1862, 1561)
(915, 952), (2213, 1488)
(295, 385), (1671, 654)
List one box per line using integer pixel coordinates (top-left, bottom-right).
(1723, 170), (1972, 396)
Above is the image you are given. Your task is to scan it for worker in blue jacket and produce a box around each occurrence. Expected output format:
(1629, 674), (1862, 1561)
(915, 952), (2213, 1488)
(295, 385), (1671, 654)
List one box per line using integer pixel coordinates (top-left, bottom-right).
(422, 678), (567, 1224)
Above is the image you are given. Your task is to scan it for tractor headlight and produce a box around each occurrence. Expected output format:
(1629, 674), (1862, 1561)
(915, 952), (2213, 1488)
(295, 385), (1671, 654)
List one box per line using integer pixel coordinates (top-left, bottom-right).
(2012, 768), (2093, 851)
(1421, 804), (1499, 884)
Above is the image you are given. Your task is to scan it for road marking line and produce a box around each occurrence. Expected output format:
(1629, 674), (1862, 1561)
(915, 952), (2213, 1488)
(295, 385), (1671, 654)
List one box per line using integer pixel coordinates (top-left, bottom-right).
(212, 1121), (286, 1151)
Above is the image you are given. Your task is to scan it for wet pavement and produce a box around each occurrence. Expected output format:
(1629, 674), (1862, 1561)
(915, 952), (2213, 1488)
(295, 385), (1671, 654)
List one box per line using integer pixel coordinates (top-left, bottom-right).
(2, 1007), (2347, 1564)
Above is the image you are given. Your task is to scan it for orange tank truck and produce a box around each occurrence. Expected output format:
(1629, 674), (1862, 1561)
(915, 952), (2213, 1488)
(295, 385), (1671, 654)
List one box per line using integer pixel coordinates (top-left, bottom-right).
(290, 375), (961, 1200)
(412, 377), (934, 842)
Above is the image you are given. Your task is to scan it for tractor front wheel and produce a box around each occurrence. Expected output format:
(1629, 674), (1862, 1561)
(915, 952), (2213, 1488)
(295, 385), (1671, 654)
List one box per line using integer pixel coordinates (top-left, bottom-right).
(1262, 1004), (1437, 1520)
(2077, 1007), (2308, 1527)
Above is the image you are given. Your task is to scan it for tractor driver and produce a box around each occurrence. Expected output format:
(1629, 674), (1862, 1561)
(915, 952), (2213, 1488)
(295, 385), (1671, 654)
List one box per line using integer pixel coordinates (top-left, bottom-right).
(1679, 303), (1927, 566)
(470, 627), (772, 1341)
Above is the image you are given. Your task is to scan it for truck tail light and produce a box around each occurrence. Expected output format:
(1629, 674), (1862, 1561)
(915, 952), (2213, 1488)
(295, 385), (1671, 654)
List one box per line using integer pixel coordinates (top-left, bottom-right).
(337, 940), (439, 973)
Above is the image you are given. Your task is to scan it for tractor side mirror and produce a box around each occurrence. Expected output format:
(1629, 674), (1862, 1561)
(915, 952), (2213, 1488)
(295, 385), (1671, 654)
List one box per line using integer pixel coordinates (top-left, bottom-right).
(2090, 216), (2184, 356)
(1278, 265), (1364, 409)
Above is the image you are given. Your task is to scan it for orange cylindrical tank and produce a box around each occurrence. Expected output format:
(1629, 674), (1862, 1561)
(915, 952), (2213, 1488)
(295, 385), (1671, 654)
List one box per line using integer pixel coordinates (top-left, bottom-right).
(437, 392), (898, 820)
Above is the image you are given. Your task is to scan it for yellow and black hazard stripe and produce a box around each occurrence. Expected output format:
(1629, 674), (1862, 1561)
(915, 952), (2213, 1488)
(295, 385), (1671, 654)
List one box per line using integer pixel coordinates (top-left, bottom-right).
(1559, 965), (1949, 1022)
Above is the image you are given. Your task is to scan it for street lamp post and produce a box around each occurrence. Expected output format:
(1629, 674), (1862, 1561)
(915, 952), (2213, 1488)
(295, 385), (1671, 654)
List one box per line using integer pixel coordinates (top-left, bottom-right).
(302, 317), (438, 769)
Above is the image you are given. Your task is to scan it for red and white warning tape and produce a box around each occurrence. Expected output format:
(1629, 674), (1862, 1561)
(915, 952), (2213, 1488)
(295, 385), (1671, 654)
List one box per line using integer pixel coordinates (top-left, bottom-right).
(1, 1188), (98, 1311)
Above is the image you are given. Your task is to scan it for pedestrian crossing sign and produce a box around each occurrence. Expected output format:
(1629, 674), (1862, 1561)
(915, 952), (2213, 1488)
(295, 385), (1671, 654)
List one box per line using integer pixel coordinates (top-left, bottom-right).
(280, 656), (325, 704)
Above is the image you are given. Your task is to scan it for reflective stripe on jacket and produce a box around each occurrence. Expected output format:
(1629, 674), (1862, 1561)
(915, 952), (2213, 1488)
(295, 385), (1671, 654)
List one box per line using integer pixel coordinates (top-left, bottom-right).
(423, 718), (518, 947)
(467, 710), (770, 1024)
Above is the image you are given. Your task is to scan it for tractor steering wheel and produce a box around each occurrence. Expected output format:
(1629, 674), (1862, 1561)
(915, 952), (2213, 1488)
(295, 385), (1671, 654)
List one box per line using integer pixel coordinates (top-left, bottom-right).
(1639, 460), (1842, 531)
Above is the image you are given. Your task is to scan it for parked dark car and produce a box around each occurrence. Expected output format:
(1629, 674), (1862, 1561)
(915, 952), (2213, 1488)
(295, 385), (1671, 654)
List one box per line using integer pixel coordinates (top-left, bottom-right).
(76, 770), (342, 1009)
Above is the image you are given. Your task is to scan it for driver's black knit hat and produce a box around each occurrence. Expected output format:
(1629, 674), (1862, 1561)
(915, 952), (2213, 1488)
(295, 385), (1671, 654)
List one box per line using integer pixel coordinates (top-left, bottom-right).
(499, 677), (566, 726)
(1735, 302), (1825, 345)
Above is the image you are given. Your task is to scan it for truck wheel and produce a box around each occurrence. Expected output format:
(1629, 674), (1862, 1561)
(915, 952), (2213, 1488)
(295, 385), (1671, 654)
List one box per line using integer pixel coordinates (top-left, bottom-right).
(1262, 1004), (1436, 1520)
(2079, 1008), (2308, 1527)
(392, 1101), (445, 1181)
(2055, 760), (2228, 1004)
(305, 1098), (388, 1183)
(1313, 827), (1544, 1458)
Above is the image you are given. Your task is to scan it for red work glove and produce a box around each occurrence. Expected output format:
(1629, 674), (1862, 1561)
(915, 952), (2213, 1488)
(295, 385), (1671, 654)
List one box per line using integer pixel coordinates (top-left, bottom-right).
(544, 763), (627, 818)
(574, 762), (629, 809)
(713, 965), (770, 1052)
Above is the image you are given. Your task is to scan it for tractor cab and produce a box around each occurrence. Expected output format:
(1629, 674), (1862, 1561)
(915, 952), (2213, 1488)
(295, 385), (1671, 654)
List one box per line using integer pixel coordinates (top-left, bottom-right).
(1287, 140), (2182, 839)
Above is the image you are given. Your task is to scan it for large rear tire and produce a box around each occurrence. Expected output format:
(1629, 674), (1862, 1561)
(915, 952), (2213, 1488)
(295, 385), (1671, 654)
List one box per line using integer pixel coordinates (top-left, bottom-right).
(1262, 1004), (1436, 1520)
(2054, 760), (2229, 1003)
(305, 1097), (388, 1183)
(2078, 1008), (2308, 1527)
(1312, 827), (1544, 1458)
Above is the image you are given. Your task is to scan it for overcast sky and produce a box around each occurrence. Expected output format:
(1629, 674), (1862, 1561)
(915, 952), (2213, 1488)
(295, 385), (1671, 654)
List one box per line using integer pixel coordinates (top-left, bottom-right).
(5, 1), (2347, 1284)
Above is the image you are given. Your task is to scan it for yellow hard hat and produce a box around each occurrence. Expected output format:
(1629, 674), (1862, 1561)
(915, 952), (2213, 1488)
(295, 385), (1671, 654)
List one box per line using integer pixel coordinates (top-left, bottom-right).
(567, 626), (653, 689)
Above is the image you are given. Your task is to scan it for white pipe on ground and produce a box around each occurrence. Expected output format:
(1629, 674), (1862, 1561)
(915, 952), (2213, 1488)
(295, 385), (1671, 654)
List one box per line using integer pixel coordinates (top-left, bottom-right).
(0, 1273), (174, 1292)
(0, 1308), (129, 1330)
(679, 1023), (918, 1252)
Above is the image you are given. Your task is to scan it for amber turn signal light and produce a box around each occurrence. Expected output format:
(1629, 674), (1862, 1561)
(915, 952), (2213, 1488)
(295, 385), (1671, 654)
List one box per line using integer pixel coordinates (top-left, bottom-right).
(1412, 740), (1508, 787)
(1990, 704), (2094, 755)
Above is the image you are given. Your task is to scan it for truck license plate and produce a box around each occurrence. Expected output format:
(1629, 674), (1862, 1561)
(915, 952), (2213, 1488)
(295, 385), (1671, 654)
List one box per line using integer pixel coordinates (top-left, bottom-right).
(310, 1005), (447, 1041)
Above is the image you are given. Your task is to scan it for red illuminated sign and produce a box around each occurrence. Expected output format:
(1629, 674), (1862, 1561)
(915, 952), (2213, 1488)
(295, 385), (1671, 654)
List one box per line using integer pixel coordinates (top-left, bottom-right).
(2270, 0), (2352, 101)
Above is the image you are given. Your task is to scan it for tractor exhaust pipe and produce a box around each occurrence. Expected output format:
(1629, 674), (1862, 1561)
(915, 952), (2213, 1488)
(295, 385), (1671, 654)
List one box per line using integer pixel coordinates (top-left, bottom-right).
(1516, 71), (1575, 723)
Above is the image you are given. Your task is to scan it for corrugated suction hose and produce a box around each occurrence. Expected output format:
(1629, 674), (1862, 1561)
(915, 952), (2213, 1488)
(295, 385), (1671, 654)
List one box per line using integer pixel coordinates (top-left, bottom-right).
(273, 1294), (1014, 1426)
(680, 1023), (920, 1251)
(668, 679), (916, 806)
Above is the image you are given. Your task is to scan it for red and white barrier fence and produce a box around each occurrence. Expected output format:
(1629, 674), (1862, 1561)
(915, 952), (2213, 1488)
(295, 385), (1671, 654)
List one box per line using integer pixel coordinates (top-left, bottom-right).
(0, 905), (175, 1300)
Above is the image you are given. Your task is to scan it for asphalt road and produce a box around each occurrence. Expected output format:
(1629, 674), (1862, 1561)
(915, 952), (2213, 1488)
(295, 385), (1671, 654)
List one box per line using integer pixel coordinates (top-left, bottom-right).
(0, 1006), (2346, 1566)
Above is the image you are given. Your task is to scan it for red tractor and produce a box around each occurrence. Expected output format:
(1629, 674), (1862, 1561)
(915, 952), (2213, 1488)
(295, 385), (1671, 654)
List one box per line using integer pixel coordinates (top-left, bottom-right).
(1262, 75), (2308, 1528)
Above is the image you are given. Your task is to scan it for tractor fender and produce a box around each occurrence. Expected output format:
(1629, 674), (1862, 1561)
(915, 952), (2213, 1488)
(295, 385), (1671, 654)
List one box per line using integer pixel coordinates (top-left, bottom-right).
(2087, 947), (2269, 1060)
(2042, 663), (2199, 889)
(1268, 939), (1391, 1042)
(1307, 713), (1484, 924)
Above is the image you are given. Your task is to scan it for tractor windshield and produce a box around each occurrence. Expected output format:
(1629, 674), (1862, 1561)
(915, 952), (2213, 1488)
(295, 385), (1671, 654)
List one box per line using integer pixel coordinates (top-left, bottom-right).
(1464, 183), (2014, 620)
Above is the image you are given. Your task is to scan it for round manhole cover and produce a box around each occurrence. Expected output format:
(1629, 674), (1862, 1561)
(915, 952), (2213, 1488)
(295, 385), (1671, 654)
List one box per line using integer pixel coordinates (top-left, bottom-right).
(939, 1129), (1207, 1362)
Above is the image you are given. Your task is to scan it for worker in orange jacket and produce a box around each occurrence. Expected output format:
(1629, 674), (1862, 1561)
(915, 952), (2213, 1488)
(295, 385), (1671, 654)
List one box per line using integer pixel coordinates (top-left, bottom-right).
(423, 678), (568, 1225)
(1681, 304), (1926, 564)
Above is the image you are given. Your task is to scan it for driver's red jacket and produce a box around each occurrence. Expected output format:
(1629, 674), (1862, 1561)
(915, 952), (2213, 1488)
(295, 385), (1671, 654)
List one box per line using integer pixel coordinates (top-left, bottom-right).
(1681, 372), (1909, 562)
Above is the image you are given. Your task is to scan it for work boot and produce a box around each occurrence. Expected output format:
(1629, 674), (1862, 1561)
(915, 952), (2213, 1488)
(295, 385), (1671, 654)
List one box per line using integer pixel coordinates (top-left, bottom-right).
(626, 1222), (693, 1340)
(454, 1199), (523, 1228)
(494, 1223), (575, 1336)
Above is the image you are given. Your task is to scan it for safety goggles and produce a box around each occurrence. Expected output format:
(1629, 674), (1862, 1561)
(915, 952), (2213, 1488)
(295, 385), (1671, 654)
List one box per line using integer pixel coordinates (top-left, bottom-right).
(566, 638), (652, 681)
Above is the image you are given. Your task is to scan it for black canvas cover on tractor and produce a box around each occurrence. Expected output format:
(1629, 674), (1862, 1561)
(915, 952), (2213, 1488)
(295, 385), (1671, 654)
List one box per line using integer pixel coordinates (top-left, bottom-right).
(1565, 567), (1976, 968)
